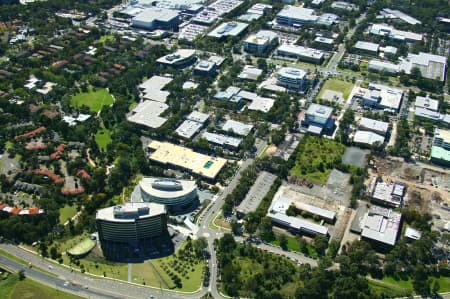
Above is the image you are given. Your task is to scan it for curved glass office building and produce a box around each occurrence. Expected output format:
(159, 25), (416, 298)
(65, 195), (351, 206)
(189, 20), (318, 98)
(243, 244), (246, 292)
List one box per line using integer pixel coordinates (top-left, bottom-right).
(139, 177), (198, 208)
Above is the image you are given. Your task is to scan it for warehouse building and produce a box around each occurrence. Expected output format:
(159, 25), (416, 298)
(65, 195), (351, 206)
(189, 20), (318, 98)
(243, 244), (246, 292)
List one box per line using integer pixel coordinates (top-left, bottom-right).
(131, 8), (181, 30)
(370, 178), (406, 208)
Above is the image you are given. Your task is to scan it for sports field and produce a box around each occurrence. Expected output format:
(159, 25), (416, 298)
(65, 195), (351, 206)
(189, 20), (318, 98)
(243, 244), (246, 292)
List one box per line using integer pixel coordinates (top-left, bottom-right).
(71, 88), (113, 113)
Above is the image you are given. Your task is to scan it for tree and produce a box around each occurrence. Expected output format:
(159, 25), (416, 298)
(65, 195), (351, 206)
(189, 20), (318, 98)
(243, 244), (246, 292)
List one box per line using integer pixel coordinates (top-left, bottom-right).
(50, 247), (58, 260)
(193, 237), (208, 258)
(314, 235), (329, 256)
(412, 265), (430, 295)
(259, 216), (274, 242)
(18, 270), (25, 281)
(279, 234), (288, 251)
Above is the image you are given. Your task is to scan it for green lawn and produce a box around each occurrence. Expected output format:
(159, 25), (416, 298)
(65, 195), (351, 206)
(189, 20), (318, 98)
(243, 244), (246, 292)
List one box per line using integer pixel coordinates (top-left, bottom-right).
(95, 127), (112, 152)
(270, 234), (318, 259)
(0, 275), (82, 299)
(132, 261), (175, 289)
(317, 79), (354, 100)
(71, 87), (114, 113)
(98, 35), (115, 43)
(59, 205), (77, 224)
(369, 275), (450, 297)
(291, 136), (346, 185)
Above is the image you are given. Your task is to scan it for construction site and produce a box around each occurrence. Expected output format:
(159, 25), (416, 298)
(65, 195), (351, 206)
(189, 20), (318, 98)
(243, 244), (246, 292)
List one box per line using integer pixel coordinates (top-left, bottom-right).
(370, 156), (450, 232)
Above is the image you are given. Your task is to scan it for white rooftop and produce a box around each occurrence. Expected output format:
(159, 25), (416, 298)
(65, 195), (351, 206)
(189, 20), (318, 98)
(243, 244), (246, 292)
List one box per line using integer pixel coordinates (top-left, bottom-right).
(186, 111), (209, 123)
(278, 67), (307, 80)
(404, 226), (422, 240)
(247, 96), (275, 113)
(139, 177), (197, 200)
(207, 21), (248, 38)
(277, 5), (318, 22)
(96, 202), (166, 223)
(379, 8), (421, 25)
(354, 41), (379, 52)
(415, 96), (439, 112)
(132, 7), (179, 23)
(127, 100), (168, 128)
(238, 65), (263, 81)
(222, 119), (253, 136)
(269, 212), (328, 235)
(157, 49), (196, 65)
(369, 23), (423, 42)
(400, 52), (447, 81)
(176, 120), (203, 139)
(202, 132), (242, 148)
(359, 117), (389, 135)
(354, 130), (385, 145)
(277, 44), (325, 60)
(139, 76), (173, 103)
(306, 103), (333, 119)
(361, 205), (401, 246)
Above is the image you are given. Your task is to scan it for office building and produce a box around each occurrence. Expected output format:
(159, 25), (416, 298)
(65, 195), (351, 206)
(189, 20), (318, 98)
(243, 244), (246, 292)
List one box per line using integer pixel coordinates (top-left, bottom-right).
(354, 41), (379, 55)
(238, 65), (263, 81)
(131, 8), (181, 30)
(139, 177), (198, 208)
(243, 30), (278, 54)
(368, 23), (423, 42)
(276, 67), (310, 91)
(353, 131), (385, 146)
(157, 49), (196, 68)
(276, 5), (319, 26)
(201, 132), (242, 149)
(96, 202), (167, 260)
(148, 141), (227, 180)
(268, 212), (328, 236)
(368, 60), (400, 74)
(431, 128), (450, 166)
(207, 21), (248, 38)
(222, 119), (253, 136)
(331, 1), (357, 11)
(360, 205), (402, 248)
(194, 60), (218, 76)
(400, 52), (447, 81)
(370, 178), (406, 208)
(302, 103), (334, 135)
(359, 117), (389, 136)
(127, 100), (168, 129)
(378, 8), (421, 25)
(276, 44), (324, 64)
(176, 111), (209, 139)
(138, 75), (172, 102)
(360, 83), (404, 112)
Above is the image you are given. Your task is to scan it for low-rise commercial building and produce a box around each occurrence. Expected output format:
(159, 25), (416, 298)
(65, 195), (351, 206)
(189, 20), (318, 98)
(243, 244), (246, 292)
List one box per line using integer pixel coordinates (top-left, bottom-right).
(222, 119), (253, 136)
(243, 30), (278, 54)
(127, 100), (168, 129)
(138, 75), (172, 102)
(378, 8), (421, 25)
(331, 1), (357, 11)
(276, 44), (324, 64)
(148, 141), (227, 180)
(268, 212), (328, 236)
(96, 202), (167, 260)
(368, 60), (400, 74)
(202, 132), (242, 149)
(276, 5), (318, 26)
